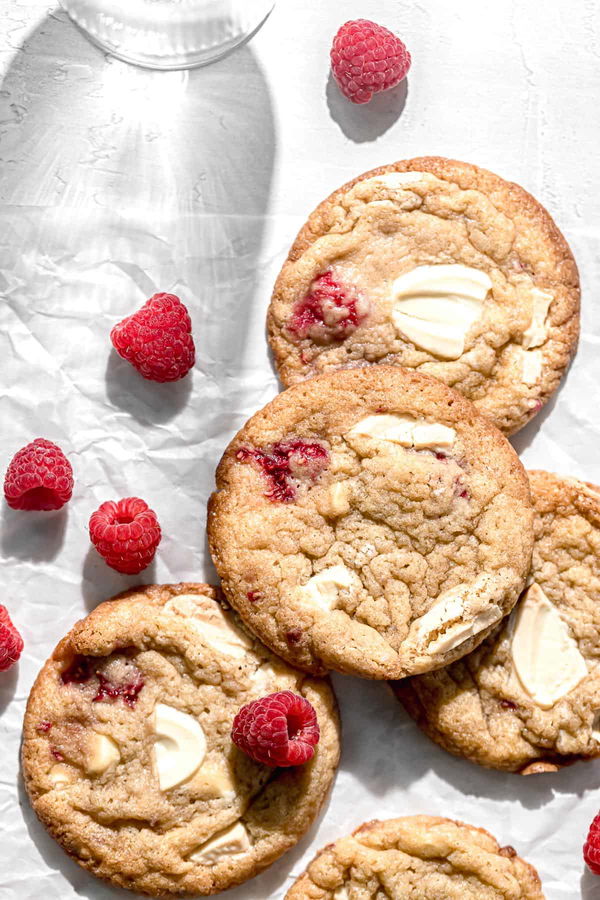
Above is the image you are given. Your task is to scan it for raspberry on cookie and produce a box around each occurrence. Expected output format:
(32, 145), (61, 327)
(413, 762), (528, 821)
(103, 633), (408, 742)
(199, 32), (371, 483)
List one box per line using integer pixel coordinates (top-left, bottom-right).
(268, 157), (580, 434)
(208, 367), (534, 680)
(395, 471), (600, 773)
(22, 584), (340, 896)
(285, 816), (543, 899)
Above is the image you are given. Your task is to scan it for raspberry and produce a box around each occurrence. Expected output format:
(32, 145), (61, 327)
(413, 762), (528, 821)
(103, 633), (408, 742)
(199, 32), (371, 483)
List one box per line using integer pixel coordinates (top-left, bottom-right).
(584, 812), (600, 874)
(4, 438), (73, 511)
(231, 690), (320, 767)
(0, 606), (24, 672)
(111, 293), (195, 383)
(287, 271), (368, 344)
(89, 497), (161, 574)
(331, 19), (411, 104)
(236, 440), (329, 502)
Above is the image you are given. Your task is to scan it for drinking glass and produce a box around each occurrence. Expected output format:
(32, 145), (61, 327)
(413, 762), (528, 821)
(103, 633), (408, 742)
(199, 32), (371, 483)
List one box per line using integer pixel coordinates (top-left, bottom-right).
(59, 0), (275, 69)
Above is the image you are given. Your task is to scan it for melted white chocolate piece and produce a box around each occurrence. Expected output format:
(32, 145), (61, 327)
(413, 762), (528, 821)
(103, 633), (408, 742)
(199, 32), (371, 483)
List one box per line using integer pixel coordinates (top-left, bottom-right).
(522, 288), (553, 349)
(153, 704), (207, 791)
(316, 481), (351, 518)
(521, 349), (542, 385)
(510, 583), (587, 709)
(165, 594), (252, 658)
(333, 888), (349, 900)
(348, 414), (455, 451)
(49, 764), (76, 788)
(411, 576), (501, 653)
(189, 821), (251, 865)
(191, 761), (236, 799)
(391, 264), (491, 359)
(86, 733), (120, 775)
(295, 564), (359, 612)
(360, 171), (438, 191)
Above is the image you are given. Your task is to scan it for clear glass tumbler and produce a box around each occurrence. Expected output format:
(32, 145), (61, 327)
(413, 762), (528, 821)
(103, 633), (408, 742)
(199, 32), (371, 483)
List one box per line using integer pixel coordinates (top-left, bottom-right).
(59, 0), (275, 69)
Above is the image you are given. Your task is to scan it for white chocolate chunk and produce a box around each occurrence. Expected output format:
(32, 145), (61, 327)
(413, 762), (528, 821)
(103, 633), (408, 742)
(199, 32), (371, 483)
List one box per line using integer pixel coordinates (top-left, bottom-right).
(521, 349), (542, 385)
(153, 704), (207, 791)
(411, 577), (502, 653)
(191, 761), (237, 799)
(165, 594), (252, 658)
(360, 171), (438, 190)
(252, 659), (297, 692)
(333, 888), (349, 900)
(49, 764), (76, 788)
(510, 583), (587, 709)
(189, 822), (251, 865)
(592, 711), (600, 743)
(295, 565), (359, 612)
(348, 414), (455, 451)
(391, 265), (491, 359)
(86, 733), (120, 775)
(522, 288), (553, 349)
(316, 481), (351, 518)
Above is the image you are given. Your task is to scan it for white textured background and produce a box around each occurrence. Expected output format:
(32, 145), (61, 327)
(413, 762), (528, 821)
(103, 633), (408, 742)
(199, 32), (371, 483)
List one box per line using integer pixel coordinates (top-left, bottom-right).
(0, 1), (599, 897)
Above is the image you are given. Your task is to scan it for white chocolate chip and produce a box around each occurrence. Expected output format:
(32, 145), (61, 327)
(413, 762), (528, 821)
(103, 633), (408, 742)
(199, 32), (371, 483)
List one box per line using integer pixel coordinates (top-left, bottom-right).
(165, 595), (253, 658)
(153, 704), (207, 792)
(86, 733), (120, 775)
(521, 349), (542, 385)
(333, 888), (349, 900)
(410, 575), (502, 654)
(522, 288), (553, 349)
(190, 761), (237, 799)
(189, 821), (251, 865)
(347, 414), (456, 451)
(49, 764), (76, 788)
(252, 660), (297, 692)
(316, 481), (351, 518)
(360, 171), (438, 191)
(509, 583), (587, 709)
(295, 564), (360, 613)
(390, 264), (491, 359)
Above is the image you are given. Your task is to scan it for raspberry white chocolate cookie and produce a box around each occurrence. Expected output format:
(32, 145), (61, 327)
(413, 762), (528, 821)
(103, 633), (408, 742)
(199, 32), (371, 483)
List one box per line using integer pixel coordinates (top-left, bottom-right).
(208, 367), (533, 680)
(268, 157), (580, 434)
(285, 816), (543, 899)
(395, 471), (600, 773)
(22, 584), (340, 896)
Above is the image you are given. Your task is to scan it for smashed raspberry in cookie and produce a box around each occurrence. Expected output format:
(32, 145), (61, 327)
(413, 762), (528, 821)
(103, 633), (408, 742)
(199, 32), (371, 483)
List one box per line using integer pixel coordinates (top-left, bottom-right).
(61, 655), (144, 707)
(0, 606), (23, 672)
(232, 690), (320, 767)
(584, 812), (600, 875)
(4, 438), (73, 511)
(236, 440), (328, 502)
(286, 271), (367, 344)
(89, 497), (161, 574)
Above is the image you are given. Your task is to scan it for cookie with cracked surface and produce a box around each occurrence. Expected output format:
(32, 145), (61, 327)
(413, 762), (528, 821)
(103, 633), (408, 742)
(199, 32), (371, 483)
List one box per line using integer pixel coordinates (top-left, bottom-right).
(22, 583), (340, 896)
(285, 815), (543, 899)
(394, 471), (600, 773)
(268, 156), (580, 435)
(207, 367), (533, 680)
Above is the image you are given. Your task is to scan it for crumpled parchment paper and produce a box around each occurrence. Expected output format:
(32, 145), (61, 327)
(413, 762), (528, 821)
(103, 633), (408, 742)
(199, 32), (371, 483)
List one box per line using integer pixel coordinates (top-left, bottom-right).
(1, 2), (600, 898)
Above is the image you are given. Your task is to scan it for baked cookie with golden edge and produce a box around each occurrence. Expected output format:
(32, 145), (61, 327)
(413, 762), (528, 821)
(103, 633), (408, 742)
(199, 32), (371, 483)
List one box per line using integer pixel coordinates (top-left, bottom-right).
(207, 367), (533, 680)
(285, 816), (543, 899)
(22, 584), (340, 896)
(395, 471), (600, 774)
(268, 156), (580, 435)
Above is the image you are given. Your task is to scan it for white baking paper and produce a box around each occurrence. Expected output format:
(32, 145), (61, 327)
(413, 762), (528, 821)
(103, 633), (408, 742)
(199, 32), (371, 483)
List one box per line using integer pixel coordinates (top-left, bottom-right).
(1, 1), (599, 897)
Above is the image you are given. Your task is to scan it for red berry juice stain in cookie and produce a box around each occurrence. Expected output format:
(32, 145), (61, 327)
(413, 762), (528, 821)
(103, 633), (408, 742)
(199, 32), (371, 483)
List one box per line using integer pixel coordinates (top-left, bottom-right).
(37, 721), (53, 733)
(93, 672), (144, 708)
(50, 748), (64, 761)
(236, 440), (329, 503)
(500, 699), (518, 710)
(287, 270), (368, 344)
(61, 656), (144, 707)
(247, 591), (262, 603)
(286, 628), (303, 644)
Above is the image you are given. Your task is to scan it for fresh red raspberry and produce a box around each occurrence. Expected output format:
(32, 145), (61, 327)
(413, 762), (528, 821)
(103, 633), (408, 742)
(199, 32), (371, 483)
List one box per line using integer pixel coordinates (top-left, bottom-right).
(231, 690), (320, 767)
(584, 812), (600, 874)
(0, 606), (24, 672)
(4, 438), (73, 511)
(111, 293), (195, 383)
(89, 497), (161, 574)
(287, 271), (368, 344)
(331, 19), (411, 104)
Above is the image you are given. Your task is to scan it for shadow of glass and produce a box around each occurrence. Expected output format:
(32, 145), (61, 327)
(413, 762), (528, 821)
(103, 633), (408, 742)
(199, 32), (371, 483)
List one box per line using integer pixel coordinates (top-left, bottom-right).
(325, 72), (408, 142)
(1, 506), (68, 562)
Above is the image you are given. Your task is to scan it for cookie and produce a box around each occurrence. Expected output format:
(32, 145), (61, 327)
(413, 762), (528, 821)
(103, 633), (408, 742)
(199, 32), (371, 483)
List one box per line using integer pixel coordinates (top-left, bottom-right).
(394, 471), (600, 773)
(268, 156), (580, 434)
(285, 815), (543, 899)
(22, 584), (340, 896)
(207, 367), (534, 680)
